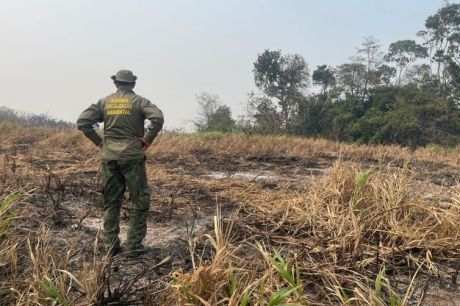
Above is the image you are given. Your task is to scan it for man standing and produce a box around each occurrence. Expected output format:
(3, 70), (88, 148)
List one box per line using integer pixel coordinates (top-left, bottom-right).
(77, 70), (164, 256)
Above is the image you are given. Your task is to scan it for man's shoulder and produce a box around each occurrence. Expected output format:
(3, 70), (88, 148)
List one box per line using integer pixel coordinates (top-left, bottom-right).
(132, 93), (151, 103)
(99, 92), (118, 102)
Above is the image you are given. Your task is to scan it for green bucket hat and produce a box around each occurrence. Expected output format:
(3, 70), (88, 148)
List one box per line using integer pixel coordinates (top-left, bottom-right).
(111, 70), (137, 83)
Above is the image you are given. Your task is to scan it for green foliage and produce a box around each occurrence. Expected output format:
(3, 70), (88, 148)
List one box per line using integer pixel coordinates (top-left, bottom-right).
(312, 65), (336, 94)
(240, 287), (251, 306)
(253, 50), (309, 129)
(240, 2), (460, 148)
(374, 265), (385, 297)
(227, 263), (238, 296)
(195, 92), (236, 133)
(263, 250), (304, 305)
(35, 276), (71, 306)
(353, 170), (372, 208)
(267, 250), (302, 290)
(336, 62), (366, 98)
(247, 93), (283, 134)
(262, 81), (460, 147)
(373, 265), (403, 306)
(253, 50), (309, 100)
(268, 286), (302, 306)
(170, 277), (195, 304)
(208, 105), (235, 132)
(0, 190), (20, 239)
(384, 40), (427, 85)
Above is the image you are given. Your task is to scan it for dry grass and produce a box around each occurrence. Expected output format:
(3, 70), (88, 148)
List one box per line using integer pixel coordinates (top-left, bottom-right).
(0, 189), (112, 306)
(151, 132), (460, 167)
(1, 128), (460, 305)
(162, 161), (460, 305)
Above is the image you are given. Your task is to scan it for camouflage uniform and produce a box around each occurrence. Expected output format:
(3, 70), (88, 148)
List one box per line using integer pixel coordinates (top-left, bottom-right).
(77, 70), (164, 253)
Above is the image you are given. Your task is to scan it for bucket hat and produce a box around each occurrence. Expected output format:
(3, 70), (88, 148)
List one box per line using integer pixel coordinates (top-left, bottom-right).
(111, 70), (137, 83)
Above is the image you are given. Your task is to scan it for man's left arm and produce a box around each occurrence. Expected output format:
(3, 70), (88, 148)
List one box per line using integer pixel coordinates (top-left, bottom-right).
(141, 100), (164, 146)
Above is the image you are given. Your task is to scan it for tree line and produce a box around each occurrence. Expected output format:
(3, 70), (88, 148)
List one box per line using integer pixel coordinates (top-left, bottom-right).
(196, 3), (460, 148)
(0, 106), (72, 129)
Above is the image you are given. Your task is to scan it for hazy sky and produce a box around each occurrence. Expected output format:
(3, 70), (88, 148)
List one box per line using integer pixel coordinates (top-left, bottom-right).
(0, 0), (449, 129)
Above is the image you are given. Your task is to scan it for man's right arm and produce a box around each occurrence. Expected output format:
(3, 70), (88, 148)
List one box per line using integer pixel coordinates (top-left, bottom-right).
(76, 101), (104, 146)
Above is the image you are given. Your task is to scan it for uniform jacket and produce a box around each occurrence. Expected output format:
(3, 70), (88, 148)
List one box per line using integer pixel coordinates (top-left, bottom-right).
(77, 87), (164, 161)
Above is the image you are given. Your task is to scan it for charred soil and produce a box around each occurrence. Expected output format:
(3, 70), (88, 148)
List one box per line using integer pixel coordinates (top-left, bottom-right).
(1, 130), (460, 305)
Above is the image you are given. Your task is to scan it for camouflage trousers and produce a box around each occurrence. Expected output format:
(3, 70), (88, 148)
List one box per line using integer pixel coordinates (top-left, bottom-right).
(101, 159), (150, 251)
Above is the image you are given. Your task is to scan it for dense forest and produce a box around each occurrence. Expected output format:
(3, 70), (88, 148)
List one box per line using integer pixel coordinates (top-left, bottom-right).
(196, 3), (460, 148)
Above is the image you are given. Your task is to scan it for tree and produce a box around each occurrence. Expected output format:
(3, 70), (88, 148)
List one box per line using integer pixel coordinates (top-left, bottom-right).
(246, 93), (282, 134)
(357, 37), (384, 99)
(404, 64), (434, 89)
(336, 62), (366, 97)
(253, 50), (309, 129)
(384, 40), (428, 85)
(207, 105), (235, 132)
(294, 66), (338, 136)
(312, 65), (336, 96)
(195, 92), (235, 132)
(377, 64), (397, 86)
(419, 3), (460, 94)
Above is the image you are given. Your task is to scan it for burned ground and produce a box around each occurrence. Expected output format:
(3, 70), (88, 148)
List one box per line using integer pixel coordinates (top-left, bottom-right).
(1, 130), (460, 305)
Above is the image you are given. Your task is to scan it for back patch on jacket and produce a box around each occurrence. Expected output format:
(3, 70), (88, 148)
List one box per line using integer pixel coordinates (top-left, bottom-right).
(106, 98), (132, 115)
